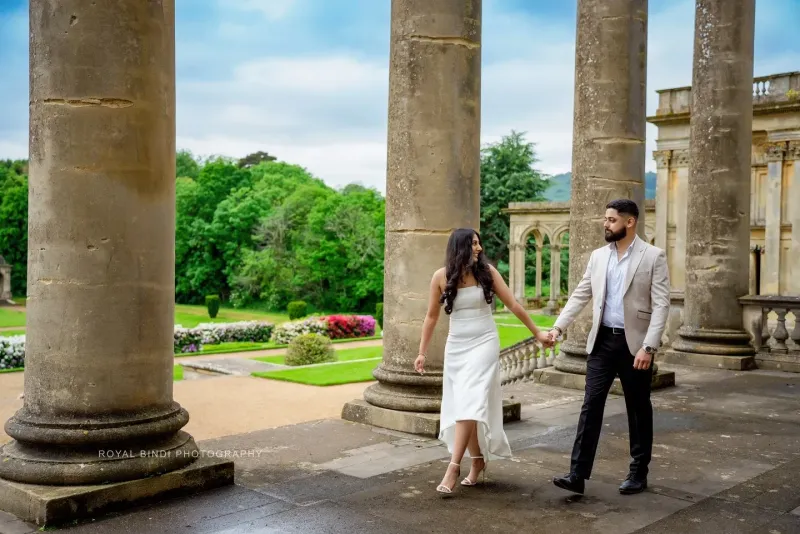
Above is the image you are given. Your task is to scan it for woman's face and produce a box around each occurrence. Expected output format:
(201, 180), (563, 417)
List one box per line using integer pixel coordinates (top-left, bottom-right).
(471, 234), (482, 263)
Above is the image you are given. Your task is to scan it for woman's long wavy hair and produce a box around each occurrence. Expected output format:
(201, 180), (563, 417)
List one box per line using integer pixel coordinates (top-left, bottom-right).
(439, 228), (494, 314)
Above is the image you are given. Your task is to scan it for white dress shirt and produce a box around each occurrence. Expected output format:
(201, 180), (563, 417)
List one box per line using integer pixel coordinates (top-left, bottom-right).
(601, 236), (638, 329)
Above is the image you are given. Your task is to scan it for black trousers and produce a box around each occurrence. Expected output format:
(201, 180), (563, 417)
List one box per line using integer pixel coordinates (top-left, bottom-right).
(570, 326), (653, 480)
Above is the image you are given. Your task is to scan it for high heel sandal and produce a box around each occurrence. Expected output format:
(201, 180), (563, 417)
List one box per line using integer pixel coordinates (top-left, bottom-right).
(436, 462), (461, 497)
(461, 456), (486, 486)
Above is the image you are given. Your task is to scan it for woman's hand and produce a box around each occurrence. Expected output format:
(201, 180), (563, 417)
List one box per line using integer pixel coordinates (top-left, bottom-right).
(535, 330), (554, 347)
(414, 354), (426, 374)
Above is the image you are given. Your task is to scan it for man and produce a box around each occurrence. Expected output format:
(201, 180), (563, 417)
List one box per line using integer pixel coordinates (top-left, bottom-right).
(548, 198), (670, 495)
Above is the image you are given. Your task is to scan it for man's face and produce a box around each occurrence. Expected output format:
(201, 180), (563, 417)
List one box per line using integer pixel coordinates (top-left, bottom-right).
(604, 208), (630, 242)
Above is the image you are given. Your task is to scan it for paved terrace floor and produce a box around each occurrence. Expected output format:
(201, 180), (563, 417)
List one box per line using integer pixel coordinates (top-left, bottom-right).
(2, 364), (800, 533)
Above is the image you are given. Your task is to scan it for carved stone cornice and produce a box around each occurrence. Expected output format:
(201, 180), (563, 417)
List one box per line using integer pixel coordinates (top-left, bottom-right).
(508, 243), (525, 252)
(653, 150), (671, 170)
(672, 149), (690, 168)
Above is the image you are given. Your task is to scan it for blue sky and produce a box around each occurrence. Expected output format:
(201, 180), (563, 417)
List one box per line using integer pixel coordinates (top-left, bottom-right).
(1, 0), (798, 193)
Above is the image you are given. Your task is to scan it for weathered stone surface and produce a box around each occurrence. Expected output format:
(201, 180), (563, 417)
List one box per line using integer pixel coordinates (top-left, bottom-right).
(0, 0), (202, 486)
(0, 455), (233, 527)
(556, 0), (648, 373)
(667, 0), (757, 366)
(342, 398), (521, 438)
(534, 367), (676, 394)
(353, 0), (482, 415)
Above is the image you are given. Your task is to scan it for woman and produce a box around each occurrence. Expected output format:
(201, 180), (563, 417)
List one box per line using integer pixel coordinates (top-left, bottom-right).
(414, 228), (552, 496)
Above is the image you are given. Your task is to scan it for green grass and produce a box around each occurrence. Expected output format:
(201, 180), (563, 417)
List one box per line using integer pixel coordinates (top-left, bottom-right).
(252, 358), (380, 387)
(173, 365), (184, 381)
(0, 329), (25, 337)
(0, 308), (26, 328)
(253, 345), (383, 365)
(0, 367), (23, 374)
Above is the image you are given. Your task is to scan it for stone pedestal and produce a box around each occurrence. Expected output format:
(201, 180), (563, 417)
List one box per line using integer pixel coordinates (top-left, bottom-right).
(665, 0), (757, 370)
(343, 0), (496, 433)
(554, 0), (649, 374)
(0, 0), (231, 524)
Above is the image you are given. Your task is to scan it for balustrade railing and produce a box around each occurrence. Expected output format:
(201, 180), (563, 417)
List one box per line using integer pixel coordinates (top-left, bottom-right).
(499, 337), (556, 385)
(740, 296), (800, 372)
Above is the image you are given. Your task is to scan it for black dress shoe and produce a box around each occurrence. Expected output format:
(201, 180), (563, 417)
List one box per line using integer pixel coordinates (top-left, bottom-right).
(553, 473), (585, 494)
(619, 475), (647, 494)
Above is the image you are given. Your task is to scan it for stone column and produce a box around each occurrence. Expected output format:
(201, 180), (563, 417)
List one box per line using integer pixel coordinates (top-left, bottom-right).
(762, 142), (786, 295)
(666, 0), (757, 370)
(0, 0), (199, 486)
(554, 0), (648, 374)
(546, 244), (561, 310)
(788, 141), (800, 295)
(343, 0), (484, 433)
(509, 243), (525, 302)
(671, 150), (690, 291)
(534, 246), (543, 299)
(653, 150), (671, 251)
(748, 245), (758, 295)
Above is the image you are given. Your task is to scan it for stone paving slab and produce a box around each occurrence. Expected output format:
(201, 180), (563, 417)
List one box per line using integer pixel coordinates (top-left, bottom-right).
(3, 366), (800, 532)
(179, 357), (288, 376)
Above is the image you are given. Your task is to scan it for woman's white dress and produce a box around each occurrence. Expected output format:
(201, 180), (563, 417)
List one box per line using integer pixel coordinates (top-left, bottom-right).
(439, 285), (512, 461)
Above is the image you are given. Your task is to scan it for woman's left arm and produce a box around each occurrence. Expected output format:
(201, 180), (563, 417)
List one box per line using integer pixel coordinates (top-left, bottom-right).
(489, 266), (552, 346)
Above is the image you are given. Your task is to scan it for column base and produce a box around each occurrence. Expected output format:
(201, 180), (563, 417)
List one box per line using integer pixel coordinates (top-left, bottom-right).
(341, 398), (522, 438)
(362, 366), (443, 413)
(0, 431), (199, 486)
(659, 350), (757, 370)
(534, 367), (676, 393)
(0, 453), (234, 527)
(666, 326), (756, 370)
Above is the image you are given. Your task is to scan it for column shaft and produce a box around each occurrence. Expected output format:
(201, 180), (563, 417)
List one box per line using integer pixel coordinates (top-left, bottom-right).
(0, 0), (197, 486)
(362, 0), (482, 412)
(555, 0), (648, 374)
(669, 0), (756, 366)
(763, 144), (785, 295)
(789, 142), (800, 295)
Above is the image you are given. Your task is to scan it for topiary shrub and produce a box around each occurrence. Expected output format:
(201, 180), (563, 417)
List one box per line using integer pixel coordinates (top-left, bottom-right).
(287, 300), (308, 320)
(205, 295), (220, 319)
(375, 303), (384, 329)
(285, 333), (335, 366)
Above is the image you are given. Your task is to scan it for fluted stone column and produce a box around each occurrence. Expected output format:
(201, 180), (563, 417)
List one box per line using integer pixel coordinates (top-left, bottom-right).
(762, 142), (786, 295)
(788, 142), (800, 295)
(0, 0), (198, 486)
(554, 0), (648, 374)
(653, 150), (671, 251)
(534, 246), (543, 300)
(665, 0), (757, 370)
(342, 0), (499, 436)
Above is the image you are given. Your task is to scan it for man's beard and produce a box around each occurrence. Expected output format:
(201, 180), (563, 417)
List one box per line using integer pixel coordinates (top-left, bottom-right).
(604, 227), (626, 242)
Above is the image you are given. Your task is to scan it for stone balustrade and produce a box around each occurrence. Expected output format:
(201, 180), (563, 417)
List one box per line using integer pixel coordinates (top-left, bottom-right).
(741, 295), (800, 372)
(499, 337), (555, 385)
(655, 71), (800, 116)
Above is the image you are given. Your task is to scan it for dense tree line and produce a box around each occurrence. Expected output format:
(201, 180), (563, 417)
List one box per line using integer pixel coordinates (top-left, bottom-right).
(0, 131), (564, 312)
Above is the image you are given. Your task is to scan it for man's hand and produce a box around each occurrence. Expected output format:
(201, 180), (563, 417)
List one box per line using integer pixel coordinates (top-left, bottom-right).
(633, 348), (652, 370)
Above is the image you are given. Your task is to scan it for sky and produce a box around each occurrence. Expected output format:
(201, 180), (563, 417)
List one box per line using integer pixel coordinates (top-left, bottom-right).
(0, 0), (798, 194)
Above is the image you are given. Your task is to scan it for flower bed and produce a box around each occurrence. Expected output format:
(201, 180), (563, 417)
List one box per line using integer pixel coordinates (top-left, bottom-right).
(174, 321), (275, 352)
(271, 315), (376, 345)
(0, 335), (25, 370)
(196, 321), (274, 344)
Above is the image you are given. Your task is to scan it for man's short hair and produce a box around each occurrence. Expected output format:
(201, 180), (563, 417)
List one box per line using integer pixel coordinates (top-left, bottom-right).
(606, 198), (639, 219)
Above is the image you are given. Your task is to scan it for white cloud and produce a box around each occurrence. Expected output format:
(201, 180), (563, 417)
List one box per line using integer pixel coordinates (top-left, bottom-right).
(222, 0), (298, 21)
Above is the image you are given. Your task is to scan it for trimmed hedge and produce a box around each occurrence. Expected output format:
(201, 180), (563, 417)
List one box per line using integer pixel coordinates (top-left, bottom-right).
(285, 333), (336, 366)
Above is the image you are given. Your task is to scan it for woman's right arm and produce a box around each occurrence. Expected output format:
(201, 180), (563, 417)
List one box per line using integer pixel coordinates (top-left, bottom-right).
(415, 269), (443, 373)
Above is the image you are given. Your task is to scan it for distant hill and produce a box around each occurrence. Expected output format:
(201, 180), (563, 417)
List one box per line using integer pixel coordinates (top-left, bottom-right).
(542, 172), (656, 202)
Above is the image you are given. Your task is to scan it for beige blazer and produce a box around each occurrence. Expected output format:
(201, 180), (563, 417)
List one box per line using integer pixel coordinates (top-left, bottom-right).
(553, 236), (671, 356)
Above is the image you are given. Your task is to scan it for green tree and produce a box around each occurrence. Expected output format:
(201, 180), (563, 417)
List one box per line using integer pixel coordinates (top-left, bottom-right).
(238, 151), (277, 168)
(176, 150), (201, 179)
(0, 170), (28, 295)
(479, 131), (548, 276)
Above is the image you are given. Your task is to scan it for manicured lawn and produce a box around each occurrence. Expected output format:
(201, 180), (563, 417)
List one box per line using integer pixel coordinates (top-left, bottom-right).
(174, 304), (290, 328)
(0, 329), (25, 337)
(0, 367), (23, 374)
(253, 345), (383, 366)
(173, 365), (184, 381)
(252, 359), (380, 387)
(0, 308), (26, 328)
